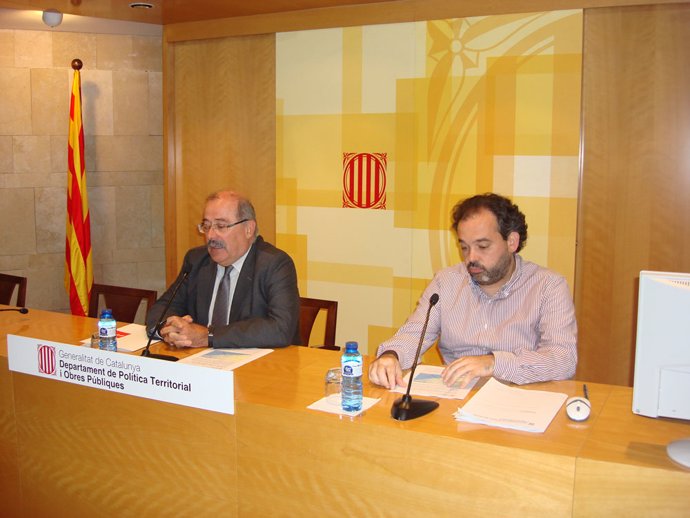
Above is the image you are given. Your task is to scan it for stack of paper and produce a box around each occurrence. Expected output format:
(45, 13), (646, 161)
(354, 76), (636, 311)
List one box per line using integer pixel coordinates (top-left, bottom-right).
(179, 348), (273, 370)
(454, 377), (567, 433)
(112, 323), (152, 352)
(392, 364), (477, 400)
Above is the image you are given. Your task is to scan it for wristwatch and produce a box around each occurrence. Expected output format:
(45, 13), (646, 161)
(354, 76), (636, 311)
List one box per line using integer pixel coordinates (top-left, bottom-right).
(207, 326), (215, 348)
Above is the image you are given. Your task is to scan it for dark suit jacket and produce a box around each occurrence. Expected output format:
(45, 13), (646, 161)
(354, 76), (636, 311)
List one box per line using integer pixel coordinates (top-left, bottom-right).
(147, 236), (301, 348)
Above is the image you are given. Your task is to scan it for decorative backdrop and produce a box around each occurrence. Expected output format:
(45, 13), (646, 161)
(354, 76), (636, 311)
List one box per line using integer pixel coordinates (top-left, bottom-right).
(276, 11), (583, 357)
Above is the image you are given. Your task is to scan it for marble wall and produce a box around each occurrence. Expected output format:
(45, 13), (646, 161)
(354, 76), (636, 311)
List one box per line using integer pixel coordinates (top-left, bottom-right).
(0, 28), (165, 313)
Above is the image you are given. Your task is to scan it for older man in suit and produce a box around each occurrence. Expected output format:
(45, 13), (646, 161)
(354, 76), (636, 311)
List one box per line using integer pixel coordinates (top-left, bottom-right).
(146, 190), (301, 349)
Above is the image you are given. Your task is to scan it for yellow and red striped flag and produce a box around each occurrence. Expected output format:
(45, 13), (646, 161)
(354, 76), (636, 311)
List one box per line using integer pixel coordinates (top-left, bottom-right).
(65, 60), (93, 316)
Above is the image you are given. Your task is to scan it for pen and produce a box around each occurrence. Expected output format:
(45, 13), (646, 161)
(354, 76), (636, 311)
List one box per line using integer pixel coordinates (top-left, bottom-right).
(583, 383), (589, 400)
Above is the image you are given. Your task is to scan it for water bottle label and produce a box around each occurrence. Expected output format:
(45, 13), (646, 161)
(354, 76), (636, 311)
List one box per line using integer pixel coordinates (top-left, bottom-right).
(342, 360), (362, 377)
(99, 322), (116, 338)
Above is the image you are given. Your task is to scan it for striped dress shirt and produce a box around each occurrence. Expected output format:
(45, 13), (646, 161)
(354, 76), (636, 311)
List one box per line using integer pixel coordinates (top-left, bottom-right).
(377, 255), (578, 385)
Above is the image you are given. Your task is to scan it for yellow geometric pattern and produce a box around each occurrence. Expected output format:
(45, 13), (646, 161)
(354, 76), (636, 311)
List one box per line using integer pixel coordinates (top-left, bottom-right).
(277, 11), (583, 356)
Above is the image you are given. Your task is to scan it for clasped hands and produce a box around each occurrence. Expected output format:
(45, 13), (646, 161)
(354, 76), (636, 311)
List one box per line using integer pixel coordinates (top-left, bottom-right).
(368, 352), (495, 390)
(159, 315), (209, 349)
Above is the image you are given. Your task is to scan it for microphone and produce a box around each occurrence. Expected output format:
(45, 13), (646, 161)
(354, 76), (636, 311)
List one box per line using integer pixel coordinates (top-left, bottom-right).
(391, 293), (440, 421)
(0, 307), (29, 314)
(141, 268), (190, 361)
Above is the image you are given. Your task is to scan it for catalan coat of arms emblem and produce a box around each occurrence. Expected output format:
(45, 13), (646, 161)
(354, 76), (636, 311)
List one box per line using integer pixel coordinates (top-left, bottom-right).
(342, 152), (387, 209)
(37, 344), (56, 375)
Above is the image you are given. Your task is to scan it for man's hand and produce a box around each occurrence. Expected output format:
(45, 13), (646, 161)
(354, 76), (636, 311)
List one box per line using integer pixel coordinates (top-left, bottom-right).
(368, 352), (405, 390)
(159, 315), (209, 348)
(441, 354), (495, 388)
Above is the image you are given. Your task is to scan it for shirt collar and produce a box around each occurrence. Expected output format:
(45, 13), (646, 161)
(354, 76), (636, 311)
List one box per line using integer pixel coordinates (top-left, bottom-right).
(216, 243), (252, 276)
(500, 254), (523, 295)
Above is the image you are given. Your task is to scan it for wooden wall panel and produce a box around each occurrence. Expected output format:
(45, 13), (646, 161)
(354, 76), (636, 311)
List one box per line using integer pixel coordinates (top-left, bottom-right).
(163, 0), (690, 386)
(165, 35), (276, 280)
(164, 0), (687, 41)
(576, 4), (690, 385)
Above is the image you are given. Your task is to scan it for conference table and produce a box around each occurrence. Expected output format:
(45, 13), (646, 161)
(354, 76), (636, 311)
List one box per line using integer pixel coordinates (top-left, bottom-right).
(1, 306), (689, 517)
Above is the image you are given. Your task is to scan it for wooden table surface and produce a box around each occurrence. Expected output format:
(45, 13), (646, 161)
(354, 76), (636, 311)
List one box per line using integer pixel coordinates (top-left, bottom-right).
(2, 306), (689, 517)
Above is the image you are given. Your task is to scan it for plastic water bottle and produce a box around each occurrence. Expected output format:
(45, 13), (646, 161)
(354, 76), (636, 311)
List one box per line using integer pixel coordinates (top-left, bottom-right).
(98, 308), (117, 352)
(341, 341), (363, 412)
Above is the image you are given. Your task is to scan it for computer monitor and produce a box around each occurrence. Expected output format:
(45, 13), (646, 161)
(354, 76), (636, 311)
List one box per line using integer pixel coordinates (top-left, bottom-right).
(632, 270), (690, 468)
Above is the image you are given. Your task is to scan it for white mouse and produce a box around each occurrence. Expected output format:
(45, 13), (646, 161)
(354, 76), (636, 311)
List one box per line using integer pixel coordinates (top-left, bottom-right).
(566, 396), (591, 421)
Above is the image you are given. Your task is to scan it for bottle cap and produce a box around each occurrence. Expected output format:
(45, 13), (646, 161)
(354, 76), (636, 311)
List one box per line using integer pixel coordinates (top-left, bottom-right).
(345, 341), (358, 351)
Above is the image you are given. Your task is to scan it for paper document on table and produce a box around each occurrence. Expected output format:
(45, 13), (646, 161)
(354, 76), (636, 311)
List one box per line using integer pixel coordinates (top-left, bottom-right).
(391, 365), (477, 400)
(308, 395), (380, 417)
(178, 348), (272, 370)
(453, 377), (567, 433)
(80, 323), (150, 352)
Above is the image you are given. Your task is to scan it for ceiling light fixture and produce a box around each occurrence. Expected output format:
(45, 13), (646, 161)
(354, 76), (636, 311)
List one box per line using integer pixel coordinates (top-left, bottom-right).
(42, 8), (63, 27)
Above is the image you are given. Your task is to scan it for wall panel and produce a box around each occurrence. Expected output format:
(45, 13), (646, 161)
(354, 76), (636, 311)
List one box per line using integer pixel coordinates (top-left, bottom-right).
(276, 14), (583, 353)
(163, 0), (690, 384)
(164, 0), (686, 41)
(165, 35), (276, 279)
(576, 3), (690, 385)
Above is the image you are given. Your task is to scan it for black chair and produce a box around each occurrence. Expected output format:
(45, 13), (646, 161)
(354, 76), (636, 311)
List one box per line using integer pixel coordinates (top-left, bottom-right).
(88, 283), (157, 324)
(299, 297), (339, 350)
(0, 273), (27, 307)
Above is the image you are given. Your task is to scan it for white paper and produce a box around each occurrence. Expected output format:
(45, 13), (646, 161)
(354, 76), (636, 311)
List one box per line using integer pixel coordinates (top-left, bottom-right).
(392, 364), (477, 400)
(454, 377), (567, 433)
(80, 323), (151, 352)
(178, 347), (273, 370)
(308, 395), (380, 416)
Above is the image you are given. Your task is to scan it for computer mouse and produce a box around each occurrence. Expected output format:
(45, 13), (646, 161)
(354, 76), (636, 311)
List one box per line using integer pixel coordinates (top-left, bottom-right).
(566, 396), (591, 421)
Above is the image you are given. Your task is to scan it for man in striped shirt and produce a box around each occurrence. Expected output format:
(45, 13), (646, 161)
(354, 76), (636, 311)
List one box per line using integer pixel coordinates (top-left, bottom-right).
(369, 193), (578, 389)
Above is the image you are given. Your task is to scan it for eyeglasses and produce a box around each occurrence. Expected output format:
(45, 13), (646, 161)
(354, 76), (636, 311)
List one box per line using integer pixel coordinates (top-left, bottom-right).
(197, 219), (249, 234)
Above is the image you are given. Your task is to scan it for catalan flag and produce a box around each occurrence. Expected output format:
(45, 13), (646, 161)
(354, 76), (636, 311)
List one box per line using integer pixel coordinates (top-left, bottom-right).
(65, 60), (93, 316)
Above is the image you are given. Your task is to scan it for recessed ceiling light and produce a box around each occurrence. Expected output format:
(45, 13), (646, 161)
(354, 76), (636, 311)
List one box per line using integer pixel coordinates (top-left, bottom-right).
(129, 2), (154, 8)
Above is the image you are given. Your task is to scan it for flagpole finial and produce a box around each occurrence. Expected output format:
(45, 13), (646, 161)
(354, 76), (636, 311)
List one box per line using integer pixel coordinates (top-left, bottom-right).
(71, 59), (83, 71)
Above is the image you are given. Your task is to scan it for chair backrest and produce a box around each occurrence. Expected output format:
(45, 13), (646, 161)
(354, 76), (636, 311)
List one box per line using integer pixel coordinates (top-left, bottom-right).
(88, 283), (157, 324)
(299, 297), (339, 350)
(0, 273), (27, 307)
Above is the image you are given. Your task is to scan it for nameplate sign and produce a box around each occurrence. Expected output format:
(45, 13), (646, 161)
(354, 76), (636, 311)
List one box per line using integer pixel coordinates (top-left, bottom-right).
(7, 334), (234, 415)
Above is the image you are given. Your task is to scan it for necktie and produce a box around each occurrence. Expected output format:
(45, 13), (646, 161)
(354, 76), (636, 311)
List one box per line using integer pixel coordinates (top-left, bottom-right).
(211, 266), (232, 326)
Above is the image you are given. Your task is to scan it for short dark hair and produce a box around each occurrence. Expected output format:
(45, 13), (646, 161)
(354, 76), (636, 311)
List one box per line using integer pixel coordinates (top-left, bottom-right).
(451, 193), (528, 252)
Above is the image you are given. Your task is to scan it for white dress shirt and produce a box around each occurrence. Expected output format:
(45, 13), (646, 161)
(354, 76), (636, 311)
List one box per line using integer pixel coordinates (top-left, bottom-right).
(377, 255), (578, 385)
(208, 248), (250, 325)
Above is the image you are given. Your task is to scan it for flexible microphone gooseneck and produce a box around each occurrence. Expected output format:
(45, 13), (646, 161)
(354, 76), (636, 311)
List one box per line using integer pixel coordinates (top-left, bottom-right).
(141, 269), (190, 362)
(391, 293), (440, 421)
(0, 307), (29, 314)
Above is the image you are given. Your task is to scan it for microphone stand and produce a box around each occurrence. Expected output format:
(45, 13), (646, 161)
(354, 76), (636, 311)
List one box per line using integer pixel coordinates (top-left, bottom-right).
(141, 270), (190, 362)
(0, 307), (29, 314)
(391, 293), (440, 421)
